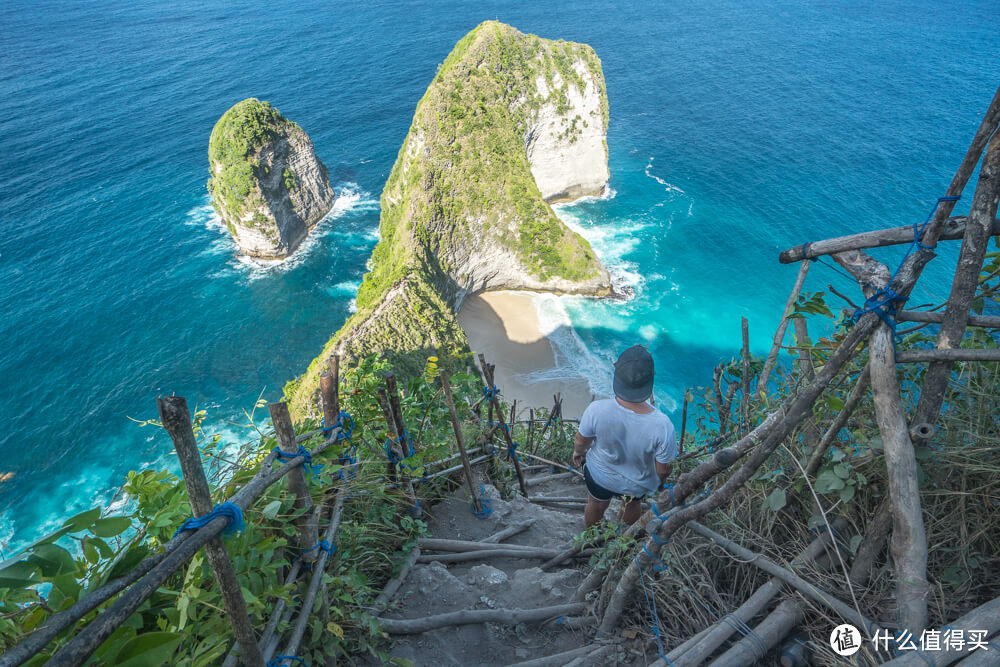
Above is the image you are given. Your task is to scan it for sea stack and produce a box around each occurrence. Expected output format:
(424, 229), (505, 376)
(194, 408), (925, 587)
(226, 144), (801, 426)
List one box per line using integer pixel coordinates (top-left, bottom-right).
(289, 21), (614, 413)
(207, 98), (335, 259)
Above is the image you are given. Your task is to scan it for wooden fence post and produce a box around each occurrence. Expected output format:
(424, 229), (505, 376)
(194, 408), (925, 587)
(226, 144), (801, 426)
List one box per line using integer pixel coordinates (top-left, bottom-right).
(378, 373), (420, 516)
(319, 353), (340, 433)
(439, 370), (482, 514)
(479, 357), (528, 496)
(268, 401), (319, 565)
(158, 397), (264, 667)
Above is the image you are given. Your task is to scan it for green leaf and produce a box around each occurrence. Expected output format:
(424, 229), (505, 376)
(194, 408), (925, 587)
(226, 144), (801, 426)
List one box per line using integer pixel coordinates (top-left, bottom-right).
(827, 396), (845, 411)
(29, 544), (77, 577)
(90, 517), (133, 538)
(815, 469), (846, 494)
(833, 464), (851, 479)
(104, 543), (150, 583)
(83, 540), (100, 564)
(262, 500), (282, 520)
(113, 632), (182, 667)
(0, 560), (42, 589)
(839, 484), (856, 503)
(831, 448), (846, 462)
(849, 534), (864, 554)
(766, 488), (787, 512)
(62, 507), (102, 532)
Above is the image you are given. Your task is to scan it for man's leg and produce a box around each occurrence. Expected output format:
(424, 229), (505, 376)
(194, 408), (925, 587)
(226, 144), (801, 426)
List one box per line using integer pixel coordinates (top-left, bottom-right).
(620, 497), (642, 526)
(585, 497), (611, 528)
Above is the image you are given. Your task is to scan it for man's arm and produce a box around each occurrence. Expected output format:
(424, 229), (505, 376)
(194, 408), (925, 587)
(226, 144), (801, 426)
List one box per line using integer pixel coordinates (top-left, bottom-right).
(656, 460), (673, 485)
(573, 432), (594, 467)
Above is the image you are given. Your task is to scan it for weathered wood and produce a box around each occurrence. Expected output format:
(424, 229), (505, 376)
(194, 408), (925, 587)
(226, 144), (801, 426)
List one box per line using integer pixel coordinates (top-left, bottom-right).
(678, 390), (689, 453)
(417, 548), (568, 564)
(708, 598), (803, 667)
(158, 397), (264, 667)
(881, 595), (1000, 666)
(805, 366), (870, 476)
(521, 452), (584, 478)
(319, 354), (340, 433)
(792, 317), (815, 381)
(686, 521), (878, 633)
(251, 560), (302, 665)
(479, 520), (535, 544)
(506, 643), (616, 667)
(849, 497), (893, 588)
(377, 387), (401, 484)
(414, 454), (492, 483)
(526, 496), (587, 504)
(541, 534), (607, 572)
(834, 247), (931, 633)
(670, 521), (842, 667)
(371, 547), (422, 615)
(377, 602), (585, 634)
(525, 471), (577, 486)
(913, 132), (1000, 438)
(417, 538), (543, 553)
(269, 401), (319, 565)
(897, 310), (1000, 329)
(953, 635), (1000, 666)
(440, 369), (482, 514)
(281, 491), (347, 659)
(898, 349), (1000, 367)
(779, 215), (1000, 263)
(759, 260), (811, 389)
(384, 371), (421, 517)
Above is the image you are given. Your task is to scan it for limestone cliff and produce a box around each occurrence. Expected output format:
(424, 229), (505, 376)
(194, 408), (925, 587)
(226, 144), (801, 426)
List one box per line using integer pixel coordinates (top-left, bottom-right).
(208, 99), (335, 259)
(288, 21), (613, 415)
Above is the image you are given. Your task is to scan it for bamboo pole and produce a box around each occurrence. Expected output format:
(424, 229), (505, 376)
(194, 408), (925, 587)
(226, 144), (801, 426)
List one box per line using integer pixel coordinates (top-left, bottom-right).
(417, 538), (544, 553)
(279, 491), (347, 660)
(157, 397), (264, 667)
(371, 547), (421, 615)
(759, 260), (811, 389)
(416, 548), (563, 563)
(520, 452), (583, 478)
(708, 598), (802, 667)
(479, 355), (528, 496)
(897, 310), (1000, 328)
(269, 401), (319, 565)
(440, 369), (482, 514)
(778, 216), (1000, 263)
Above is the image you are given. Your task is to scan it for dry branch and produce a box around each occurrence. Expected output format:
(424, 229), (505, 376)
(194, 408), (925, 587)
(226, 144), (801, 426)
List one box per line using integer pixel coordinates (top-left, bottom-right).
(479, 520), (535, 544)
(371, 547), (421, 615)
(708, 598), (803, 667)
(897, 310), (1000, 329)
(896, 349), (1000, 363)
(759, 260), (811, 389)
(881, 595), (1000, 666)
(376, 602), (585, 634)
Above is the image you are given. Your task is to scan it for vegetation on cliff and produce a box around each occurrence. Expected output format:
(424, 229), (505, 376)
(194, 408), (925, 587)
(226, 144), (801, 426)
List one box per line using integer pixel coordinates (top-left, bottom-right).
(288, 21), (612, 416)
(207, 99), (300, 229)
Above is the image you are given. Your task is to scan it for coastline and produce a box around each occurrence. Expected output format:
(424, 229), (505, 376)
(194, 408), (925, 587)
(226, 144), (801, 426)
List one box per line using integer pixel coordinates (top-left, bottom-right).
(457, 291), (595, 419)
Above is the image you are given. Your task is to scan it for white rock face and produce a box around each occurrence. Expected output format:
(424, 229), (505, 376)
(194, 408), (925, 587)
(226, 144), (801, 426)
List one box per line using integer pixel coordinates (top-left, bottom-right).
(526, 63), (609, 203)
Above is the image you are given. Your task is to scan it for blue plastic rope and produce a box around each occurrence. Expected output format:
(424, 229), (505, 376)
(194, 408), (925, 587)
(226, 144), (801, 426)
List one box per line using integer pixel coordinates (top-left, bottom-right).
(636, 555), (673, 664)
(384, 431), (428, 481)
(472, 483), (493, 519)
(304, 540), (334, 557)
(173, 502), (244, 539)
(853, 196), (960, 335)
(662, 483), (676, 508)
(507, 440), (523, 462)
(651, 501), (668, 520)
(272, 445), (323, 477)
(267, 656), (308, 667)
(642, 543), (668, 571)
(483, 385), (499, 401)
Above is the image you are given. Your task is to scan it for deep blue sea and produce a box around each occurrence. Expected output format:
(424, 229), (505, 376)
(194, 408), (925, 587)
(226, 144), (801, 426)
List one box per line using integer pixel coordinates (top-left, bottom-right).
(1, 0), (997, 555)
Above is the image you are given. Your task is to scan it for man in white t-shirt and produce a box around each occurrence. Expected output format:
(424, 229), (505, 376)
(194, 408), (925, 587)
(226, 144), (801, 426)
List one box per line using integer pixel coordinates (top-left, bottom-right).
(573, 345), (677, 527)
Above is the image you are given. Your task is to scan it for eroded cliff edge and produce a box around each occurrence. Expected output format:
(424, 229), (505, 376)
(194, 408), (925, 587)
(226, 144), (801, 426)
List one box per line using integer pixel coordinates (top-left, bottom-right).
(288, 21), (613, 414)
(208, 99), (335, 259)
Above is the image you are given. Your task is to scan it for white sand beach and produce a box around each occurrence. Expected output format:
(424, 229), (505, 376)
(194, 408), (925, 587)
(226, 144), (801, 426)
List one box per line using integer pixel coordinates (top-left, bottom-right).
(457, 291), (595, 418)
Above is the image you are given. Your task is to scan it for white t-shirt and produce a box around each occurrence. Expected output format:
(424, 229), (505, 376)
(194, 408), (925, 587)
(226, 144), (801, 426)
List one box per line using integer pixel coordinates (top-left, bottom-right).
(578, 398), (677, 497)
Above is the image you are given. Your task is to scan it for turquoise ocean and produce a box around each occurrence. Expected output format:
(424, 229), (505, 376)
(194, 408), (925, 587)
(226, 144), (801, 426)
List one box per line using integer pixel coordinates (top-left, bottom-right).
(1, 0), (997, 555)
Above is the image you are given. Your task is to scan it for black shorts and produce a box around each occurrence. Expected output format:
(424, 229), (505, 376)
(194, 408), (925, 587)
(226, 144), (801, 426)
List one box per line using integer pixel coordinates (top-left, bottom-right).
(583, 465), (645, 503)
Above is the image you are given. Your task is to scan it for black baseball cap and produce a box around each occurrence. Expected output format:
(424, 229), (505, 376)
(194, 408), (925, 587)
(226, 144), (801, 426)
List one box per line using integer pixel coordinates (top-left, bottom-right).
(613, 345), (654, 402)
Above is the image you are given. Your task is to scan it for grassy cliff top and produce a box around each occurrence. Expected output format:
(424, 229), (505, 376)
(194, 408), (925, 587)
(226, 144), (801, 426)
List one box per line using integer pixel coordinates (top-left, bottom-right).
(207, 98), (302, 221)
(288, 22), (611, 416)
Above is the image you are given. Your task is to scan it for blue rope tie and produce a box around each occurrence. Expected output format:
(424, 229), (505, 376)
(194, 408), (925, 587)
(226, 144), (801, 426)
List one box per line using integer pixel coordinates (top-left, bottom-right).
(853, 195), (960, 335)
(483, 385), (499, 401)
(321, 410), (354, 440)
(651, 501), (668, 520)
(173, 502), (244, 538)
(636, 555), (673, 664)
(642, 543), (668, 571)
(472, 483), (494, 519)
(661, 483), (676, 508)
(272, 445), (323, 477)
(268, 656), (308, 667)
(304, 540), (334, 557)
(507, 440), (523, 462)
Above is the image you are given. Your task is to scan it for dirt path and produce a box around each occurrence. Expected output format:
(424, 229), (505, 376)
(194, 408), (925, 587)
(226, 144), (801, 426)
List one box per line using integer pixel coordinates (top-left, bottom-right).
(372, 470), (640, 666)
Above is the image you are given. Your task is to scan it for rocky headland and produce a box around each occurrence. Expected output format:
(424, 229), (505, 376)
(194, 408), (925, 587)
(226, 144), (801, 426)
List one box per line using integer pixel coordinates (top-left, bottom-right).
(288, 21), (614, 414)
(208, 98), (335, 259)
